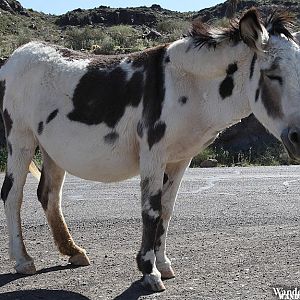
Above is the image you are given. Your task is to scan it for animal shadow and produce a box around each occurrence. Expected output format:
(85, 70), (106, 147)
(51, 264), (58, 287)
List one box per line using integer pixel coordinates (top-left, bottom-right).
(0, 289), (91, 300)
(0, 264), (80, 287)
(114, 279), (158, 300)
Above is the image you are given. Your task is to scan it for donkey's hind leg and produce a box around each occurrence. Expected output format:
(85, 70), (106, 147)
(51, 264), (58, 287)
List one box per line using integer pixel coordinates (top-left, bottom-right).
(37, 149), (90, 266)
(2, 126), (37, 274)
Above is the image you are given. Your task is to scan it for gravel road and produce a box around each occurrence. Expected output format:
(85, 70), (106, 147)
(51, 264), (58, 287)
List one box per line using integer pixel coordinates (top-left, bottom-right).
(0, 166), (300, 300)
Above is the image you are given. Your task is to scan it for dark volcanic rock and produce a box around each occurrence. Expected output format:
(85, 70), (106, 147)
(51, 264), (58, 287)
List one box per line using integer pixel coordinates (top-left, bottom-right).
(200, 159), (218, 168)
(0, 0), (28, 15)
(213, 114), (278, 154)
(144, 29), (162, 39)
(193, 0), (300, 22)
(56, 7), (158, 27)
(151, 4), (163, 11)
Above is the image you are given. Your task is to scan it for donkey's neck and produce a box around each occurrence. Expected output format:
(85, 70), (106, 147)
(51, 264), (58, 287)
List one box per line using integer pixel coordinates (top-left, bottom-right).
(168, 37), (253, 79)
(163, 38), (256, 158)
(166, 38), (254, 128)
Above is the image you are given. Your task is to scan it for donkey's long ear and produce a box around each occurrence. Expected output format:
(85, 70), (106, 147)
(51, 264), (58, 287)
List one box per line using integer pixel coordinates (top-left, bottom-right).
(239, 8), (267, 51)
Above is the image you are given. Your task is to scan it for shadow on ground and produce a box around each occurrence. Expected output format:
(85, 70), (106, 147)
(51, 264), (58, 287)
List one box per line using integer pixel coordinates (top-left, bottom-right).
(114, 280), (158, 300)
(0, 266), (157, 300)
(0, 289), (91, 300)
(0, 264), (80, 287)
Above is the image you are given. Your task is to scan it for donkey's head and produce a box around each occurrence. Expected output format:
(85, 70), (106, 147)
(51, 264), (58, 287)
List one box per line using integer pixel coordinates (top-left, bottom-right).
(239, 9), (300, 160)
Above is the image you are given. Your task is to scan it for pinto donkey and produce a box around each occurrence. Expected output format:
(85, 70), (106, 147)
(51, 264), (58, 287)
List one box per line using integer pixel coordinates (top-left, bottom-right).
(1, 8), (300, 292)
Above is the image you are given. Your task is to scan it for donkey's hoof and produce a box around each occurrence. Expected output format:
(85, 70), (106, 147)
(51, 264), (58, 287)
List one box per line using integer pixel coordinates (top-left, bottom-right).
(141, 274), (166, 292)
(69, 252), (90, 266)
(160, 266), (175, 280)
(15, 260), (36, 275)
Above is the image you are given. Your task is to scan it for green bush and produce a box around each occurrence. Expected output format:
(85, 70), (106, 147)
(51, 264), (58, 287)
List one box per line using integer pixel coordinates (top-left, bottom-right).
(190, 148), (216, 167)
(65, 27), (105, 50)
(107, 25), (138, 49)
(64, 25), (148, 54)
(157, 19), (190, 34)
(33, 148), (43, 168)
(190, 143), (293, 168)
(98, 36), (115, 54)
(0, 147), (43, 172)
(156, 19), (190, 43)
(214, 18), (231, 28)
(14, 28), (33, 47)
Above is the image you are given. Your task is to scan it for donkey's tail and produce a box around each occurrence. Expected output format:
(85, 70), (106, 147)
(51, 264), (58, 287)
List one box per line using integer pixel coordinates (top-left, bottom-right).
(0, 57), (8, 80)
(0, 57), (7, 67)
(29, 161), (41, 180)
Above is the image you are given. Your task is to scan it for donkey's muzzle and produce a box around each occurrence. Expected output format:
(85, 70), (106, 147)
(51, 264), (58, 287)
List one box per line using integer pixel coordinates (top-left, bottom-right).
(281, 127), (300, 160)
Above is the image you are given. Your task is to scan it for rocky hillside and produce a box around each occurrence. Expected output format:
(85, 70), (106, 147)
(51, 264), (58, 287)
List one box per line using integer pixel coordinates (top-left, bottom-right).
(53, 0), (300, 27)
(55, 5), (182, 27)
(0, 0), (299, 163)
(195, 0), (300, 22)
(0, 0), (27, 15)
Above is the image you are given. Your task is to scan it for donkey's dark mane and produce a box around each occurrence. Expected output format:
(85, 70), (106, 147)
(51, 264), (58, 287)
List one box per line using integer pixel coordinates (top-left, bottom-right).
(188, 19), (240, 49)
(266, 9), (295, 40)
(189, 8), (296, 50)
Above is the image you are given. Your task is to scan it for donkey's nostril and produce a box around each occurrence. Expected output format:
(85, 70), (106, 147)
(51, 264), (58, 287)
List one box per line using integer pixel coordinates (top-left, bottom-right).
(289, 130), (299, 145)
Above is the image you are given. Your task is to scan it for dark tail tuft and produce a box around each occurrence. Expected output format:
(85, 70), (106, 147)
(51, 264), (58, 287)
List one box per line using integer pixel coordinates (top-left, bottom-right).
(0, 57), (8, 68)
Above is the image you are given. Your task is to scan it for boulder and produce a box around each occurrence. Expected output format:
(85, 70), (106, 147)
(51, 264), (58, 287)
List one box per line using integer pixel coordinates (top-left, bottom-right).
(151, 4), (162, 11)
(200, 159), (218, 168)
(144, 29), (162, 39)
(0, 0), (28, 15)
(212, 114), (277, 153)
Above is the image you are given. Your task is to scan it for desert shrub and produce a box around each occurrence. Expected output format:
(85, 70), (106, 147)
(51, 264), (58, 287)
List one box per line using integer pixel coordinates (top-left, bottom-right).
(129, 38), (149, 52)
(254, 143), (290, 166)
(190, 148), (216, 167)
(33, 148), (43, 168)
(213, 17), (231, 28)
(65, 25), (143, 53)
(14, 28), (33, 47)
(107, 25), (138, 49)
(157, 19), (189, 34)
(159, 29), (184, 43)
(190, 142), (292, 168)
(0, 147), (43, 171)
(65, 27), (105, 50)
(156, 19), (190, 43)
(98, 36), (115, 54)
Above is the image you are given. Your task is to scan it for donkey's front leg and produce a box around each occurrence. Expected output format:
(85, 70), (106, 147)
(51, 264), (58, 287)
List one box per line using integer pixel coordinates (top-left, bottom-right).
(155, 159), (191, 279)
(137, 154), (166, 292)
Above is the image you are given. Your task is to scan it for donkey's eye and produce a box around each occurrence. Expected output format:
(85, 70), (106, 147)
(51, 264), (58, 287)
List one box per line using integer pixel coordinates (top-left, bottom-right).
(266, 75), (283, 85)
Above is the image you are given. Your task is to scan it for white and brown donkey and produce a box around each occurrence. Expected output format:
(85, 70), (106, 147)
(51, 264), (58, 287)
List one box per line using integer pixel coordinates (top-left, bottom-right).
(1, 8), (300, 292)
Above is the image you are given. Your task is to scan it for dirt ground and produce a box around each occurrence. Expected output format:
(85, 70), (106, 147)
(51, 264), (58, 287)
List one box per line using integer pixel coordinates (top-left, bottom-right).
(0, 166), (300, 300)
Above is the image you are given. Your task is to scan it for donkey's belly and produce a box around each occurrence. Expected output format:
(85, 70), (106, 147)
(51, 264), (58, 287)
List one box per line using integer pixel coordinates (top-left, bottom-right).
(38, 128), (140, 182)
(65, 152), (140, 182)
